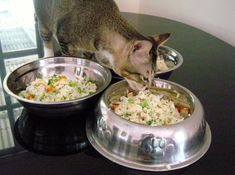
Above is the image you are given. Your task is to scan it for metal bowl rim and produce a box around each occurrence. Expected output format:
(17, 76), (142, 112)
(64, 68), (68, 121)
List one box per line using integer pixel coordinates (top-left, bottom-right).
(101, 79), (204, 128)
(156, 45), (183, 74)
(3, 57), (112, 105)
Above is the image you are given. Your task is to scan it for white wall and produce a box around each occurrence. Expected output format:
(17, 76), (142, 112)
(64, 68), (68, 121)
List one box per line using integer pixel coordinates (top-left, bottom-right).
(115, 0), (235, 47)
(115, 0), (140, 13)
(9, 0), (35, 27)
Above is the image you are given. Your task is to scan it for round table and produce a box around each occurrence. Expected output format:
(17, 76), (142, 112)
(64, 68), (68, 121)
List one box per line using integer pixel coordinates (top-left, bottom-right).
(0, 12), (234, 175)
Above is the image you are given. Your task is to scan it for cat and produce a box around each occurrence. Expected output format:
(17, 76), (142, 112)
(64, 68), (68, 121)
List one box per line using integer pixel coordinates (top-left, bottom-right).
(33, 0), (170, 90)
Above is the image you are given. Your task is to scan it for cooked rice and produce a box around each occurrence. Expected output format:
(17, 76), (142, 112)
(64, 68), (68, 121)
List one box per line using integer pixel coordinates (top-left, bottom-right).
(19, 74), (97, 102)
(110, 90), (185, 126)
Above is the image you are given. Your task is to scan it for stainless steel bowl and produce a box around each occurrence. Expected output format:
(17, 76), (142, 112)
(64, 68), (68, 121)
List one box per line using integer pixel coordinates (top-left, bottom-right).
(3, 57), (111, 118)
(86, 79), (211, 171)
(156, 45), (183, 79)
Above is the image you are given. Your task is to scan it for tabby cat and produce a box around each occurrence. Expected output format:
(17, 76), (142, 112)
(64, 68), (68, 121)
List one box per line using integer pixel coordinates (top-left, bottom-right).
(33, 0), (170, 90)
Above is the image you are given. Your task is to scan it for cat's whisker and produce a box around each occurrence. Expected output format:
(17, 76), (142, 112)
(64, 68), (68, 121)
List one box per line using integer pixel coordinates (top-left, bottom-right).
(147, 70), (154, 86)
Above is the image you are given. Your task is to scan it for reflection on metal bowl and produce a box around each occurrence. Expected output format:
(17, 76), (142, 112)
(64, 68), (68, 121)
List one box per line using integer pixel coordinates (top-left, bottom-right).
(3, 57), (111, 118)
(14, 109), (90, 155)
(156, 45), (183, 79)
(86, 79), (211, 171)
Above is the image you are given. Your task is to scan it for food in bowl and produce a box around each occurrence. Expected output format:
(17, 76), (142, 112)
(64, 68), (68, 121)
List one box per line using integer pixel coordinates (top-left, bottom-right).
(86, 79), (211, 171)
(3, 57), (112, 118)
(155, 46), (183, 79)
(110, 87), (191, 126)
(156, 56), (175, 72)
(18, 74), (97, 102)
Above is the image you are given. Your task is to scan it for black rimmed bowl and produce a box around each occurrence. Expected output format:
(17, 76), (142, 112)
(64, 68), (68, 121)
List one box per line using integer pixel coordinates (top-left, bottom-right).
(3, 57), (112, 118)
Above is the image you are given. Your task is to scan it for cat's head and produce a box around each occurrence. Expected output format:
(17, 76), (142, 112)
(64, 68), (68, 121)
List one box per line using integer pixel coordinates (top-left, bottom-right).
(120, 33), (170, 90)
(95, 33), (170, 90)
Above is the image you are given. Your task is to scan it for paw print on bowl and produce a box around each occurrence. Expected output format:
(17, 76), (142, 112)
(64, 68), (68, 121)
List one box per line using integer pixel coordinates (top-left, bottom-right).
(140, 136), (175, 158)
(97, 117), (112, 140)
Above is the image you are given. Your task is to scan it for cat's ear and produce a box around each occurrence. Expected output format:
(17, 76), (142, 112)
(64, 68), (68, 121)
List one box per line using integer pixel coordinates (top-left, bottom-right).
(130, 40), (152, 63)
(153, 33), (171, 46)
(130, 33), (170, 61)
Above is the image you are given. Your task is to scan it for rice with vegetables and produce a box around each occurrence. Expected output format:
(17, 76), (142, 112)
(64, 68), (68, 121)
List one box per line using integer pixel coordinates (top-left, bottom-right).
(19, 74), (97, 102)
(110, 89), (191, 126)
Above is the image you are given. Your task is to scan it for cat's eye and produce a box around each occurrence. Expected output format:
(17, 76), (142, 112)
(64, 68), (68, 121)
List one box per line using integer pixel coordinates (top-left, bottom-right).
(133, 44), (141, 52)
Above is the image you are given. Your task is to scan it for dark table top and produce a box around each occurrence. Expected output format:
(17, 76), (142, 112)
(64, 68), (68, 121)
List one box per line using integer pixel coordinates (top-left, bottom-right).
(0, 12), (235, 175)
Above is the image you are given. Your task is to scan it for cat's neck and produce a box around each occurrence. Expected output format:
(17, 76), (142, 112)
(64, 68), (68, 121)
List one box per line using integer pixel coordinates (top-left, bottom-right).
(98, 30), (130, 53)
(94, 30), (130, 70)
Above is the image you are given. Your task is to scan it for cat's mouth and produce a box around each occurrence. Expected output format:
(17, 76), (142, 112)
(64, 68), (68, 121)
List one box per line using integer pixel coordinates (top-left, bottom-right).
(140, 73), (153, 85)
(121, 70), (153, 91)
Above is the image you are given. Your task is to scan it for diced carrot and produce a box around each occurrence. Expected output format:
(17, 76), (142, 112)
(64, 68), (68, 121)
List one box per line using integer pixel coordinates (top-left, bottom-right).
(175, 105), (184, 112)
(175, 105), (191, 115)
(26, 93), (33, 100)
(110, 103), (119, 110)
(46, 85), (55, 92)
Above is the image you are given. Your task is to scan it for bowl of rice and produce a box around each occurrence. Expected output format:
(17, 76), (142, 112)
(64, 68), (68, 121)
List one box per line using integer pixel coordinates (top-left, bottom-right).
(86, 79), (211, 171)
(3, 57), (111, 117)
(156, 45), (183, 79)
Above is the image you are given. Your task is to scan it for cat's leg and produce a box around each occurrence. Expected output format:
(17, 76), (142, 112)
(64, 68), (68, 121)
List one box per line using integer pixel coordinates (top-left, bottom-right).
(56, 17), (78, 57)
(37, 21), (54, 57)
(56, 37), (77, 57)
(83, 51), (95, 60)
